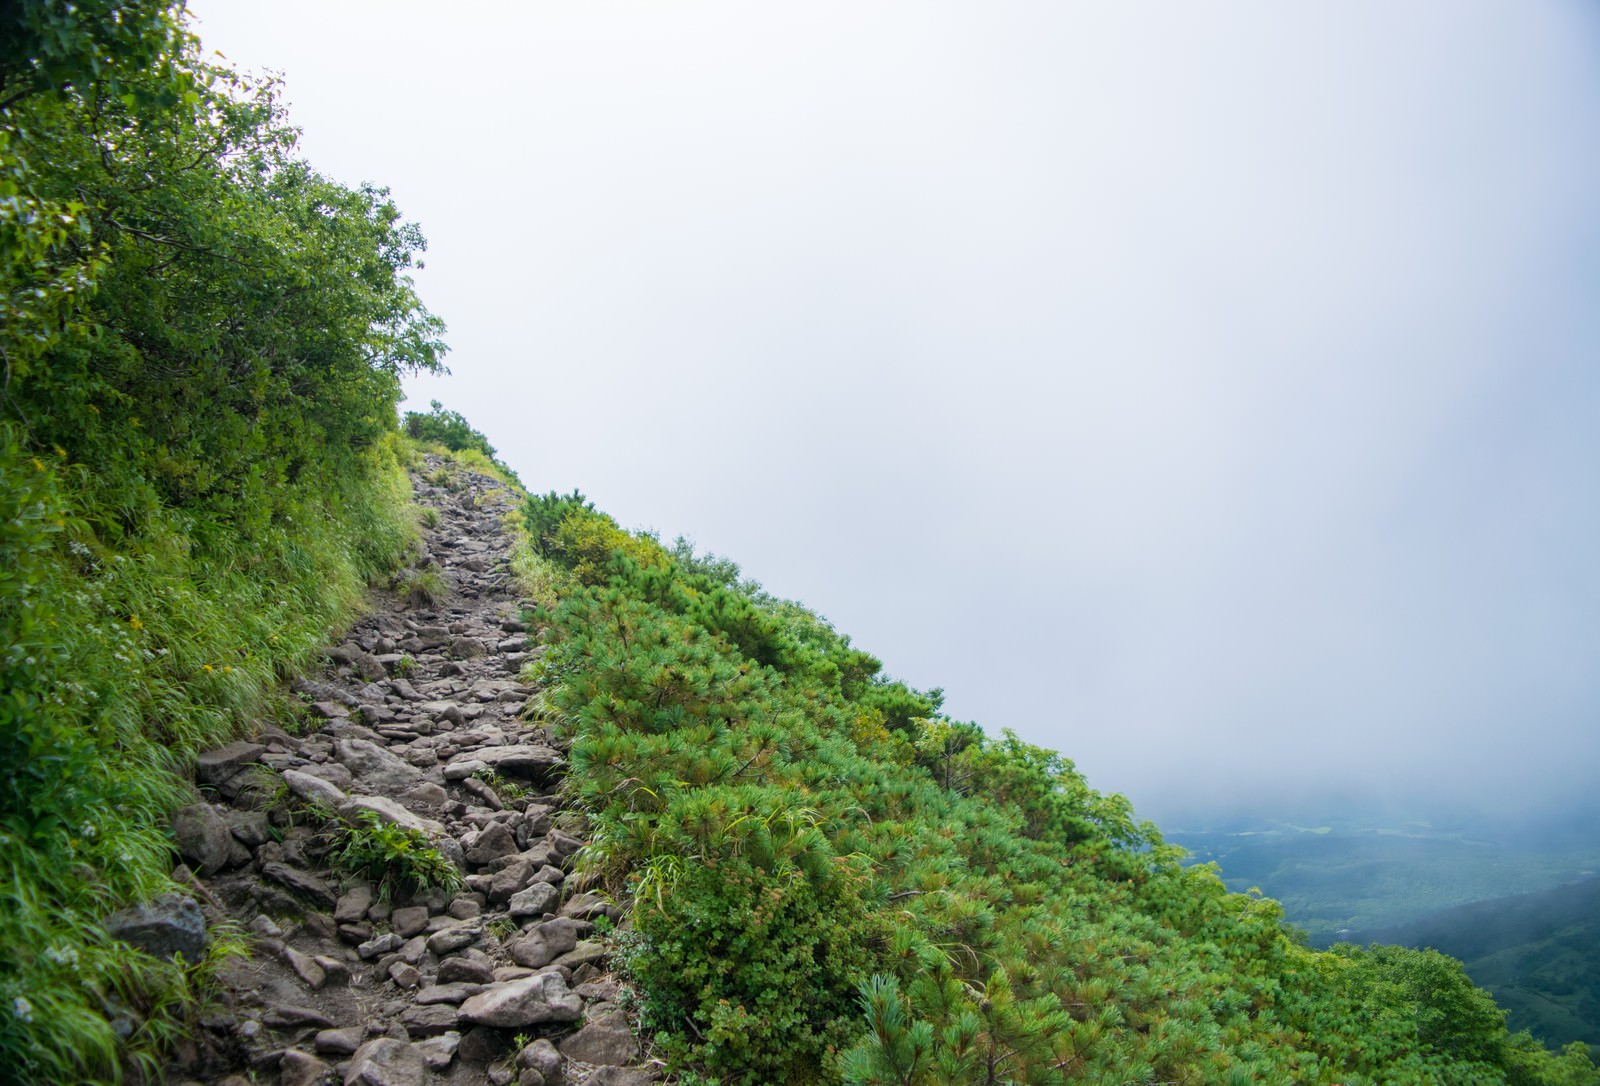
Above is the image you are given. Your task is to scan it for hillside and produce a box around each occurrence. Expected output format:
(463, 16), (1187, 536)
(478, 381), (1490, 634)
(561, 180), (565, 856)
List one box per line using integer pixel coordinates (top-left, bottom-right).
(1353, 878), (1600, 1058)
(4, 6), (1600, 1085)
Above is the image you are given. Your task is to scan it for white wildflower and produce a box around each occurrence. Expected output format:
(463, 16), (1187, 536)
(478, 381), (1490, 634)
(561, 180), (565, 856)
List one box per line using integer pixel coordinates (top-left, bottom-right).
(44, 945), (79, 967)
(12, 996), (32, 1023)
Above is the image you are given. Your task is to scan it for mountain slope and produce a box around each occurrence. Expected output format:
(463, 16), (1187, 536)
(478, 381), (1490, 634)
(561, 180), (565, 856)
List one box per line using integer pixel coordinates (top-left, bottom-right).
(509, 495), (1600, 1085)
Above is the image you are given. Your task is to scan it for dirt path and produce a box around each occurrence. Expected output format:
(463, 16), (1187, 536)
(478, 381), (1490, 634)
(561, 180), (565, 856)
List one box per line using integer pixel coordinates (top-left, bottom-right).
(163, 456), (654, 1086)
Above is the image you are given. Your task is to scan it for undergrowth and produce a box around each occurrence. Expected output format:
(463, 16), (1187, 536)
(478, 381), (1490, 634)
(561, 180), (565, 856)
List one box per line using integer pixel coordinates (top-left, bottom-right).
(323, 809), (463, 902)
(0, 5), (443, 1078)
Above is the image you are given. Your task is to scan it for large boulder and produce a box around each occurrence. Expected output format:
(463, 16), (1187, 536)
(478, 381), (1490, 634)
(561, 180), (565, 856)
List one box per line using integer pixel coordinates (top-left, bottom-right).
(345, 1038), (425, 1086)
(171, 802), (233, 875)
(459, 972), (583, 1028)
(105, 893), (205, 962)
(335, 738), (421, 794)
(558, 1008), (639, 1066)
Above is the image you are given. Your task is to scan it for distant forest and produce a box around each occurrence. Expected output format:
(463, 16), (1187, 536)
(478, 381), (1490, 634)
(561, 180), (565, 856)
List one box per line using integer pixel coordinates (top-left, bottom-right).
(1354, 878), (1600, 1059)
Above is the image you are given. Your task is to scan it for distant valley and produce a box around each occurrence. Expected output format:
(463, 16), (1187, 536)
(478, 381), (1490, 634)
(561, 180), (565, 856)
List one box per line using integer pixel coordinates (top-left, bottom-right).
(1353, 878), (1600, 1058)
(1166, 808), (1600, 1054)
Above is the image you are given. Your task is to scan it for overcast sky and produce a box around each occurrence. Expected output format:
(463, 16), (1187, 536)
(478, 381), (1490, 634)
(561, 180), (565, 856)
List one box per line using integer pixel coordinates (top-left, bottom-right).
(189, 1), (1600, 828)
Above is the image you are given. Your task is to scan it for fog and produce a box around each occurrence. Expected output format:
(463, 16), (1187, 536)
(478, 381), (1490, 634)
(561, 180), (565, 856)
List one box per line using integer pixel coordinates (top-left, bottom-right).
(190, 2), (1600, 828)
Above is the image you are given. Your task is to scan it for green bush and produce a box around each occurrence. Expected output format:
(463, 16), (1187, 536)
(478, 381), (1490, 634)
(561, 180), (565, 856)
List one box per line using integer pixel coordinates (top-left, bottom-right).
(0, 6), (441, 1077)
(519, 494), (1600, 1086)
(324, 810), (462, 902)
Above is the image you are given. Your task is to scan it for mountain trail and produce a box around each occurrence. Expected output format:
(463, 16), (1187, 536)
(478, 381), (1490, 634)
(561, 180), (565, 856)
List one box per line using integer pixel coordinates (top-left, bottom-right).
(160, 455), (656, 1086)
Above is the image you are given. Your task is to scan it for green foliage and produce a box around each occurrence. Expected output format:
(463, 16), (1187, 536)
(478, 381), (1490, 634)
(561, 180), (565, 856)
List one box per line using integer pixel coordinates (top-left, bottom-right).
(519, 501), (1600, 1086)
(473, 767), (530, 803)
(396, 565), (446, 608)
(0, 0), (184, 108)
(404, 401), (522, 485)
(1352, 876), (1600, 1056)
(324, 810), (462, 902)
(0, 9), (442, 1078)
(522, 489), (596, 551)
(404, 399), (496, 457)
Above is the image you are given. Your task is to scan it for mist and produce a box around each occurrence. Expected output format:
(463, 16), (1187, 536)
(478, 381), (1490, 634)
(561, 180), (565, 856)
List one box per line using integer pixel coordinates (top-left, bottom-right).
(190, 1), (1600, 830)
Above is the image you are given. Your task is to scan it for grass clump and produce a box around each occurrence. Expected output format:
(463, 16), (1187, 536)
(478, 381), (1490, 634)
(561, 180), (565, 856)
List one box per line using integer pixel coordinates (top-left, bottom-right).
(324, 810), (462, 902)
(396, 566), (447, 608)
(472, 767), (530, 803)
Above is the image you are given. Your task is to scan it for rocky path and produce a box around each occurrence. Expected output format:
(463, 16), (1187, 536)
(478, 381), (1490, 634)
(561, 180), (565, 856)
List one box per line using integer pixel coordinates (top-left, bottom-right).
(162, 456), (655, 1086)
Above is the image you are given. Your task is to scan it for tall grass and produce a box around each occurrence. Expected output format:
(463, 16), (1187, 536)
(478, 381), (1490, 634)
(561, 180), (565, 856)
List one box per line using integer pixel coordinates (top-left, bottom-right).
(0, 429), (417, 1082)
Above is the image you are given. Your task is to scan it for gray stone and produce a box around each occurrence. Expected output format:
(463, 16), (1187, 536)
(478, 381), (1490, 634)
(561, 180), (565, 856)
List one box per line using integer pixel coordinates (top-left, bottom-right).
(388, 962), (421, 988)
(472, 744), (561, 779)
(278, 1049), (331, 1086)
(457, 1024), (510, 1064)
(335, 738), (421, 794)
(297, 762), (356, 789)
(282, 945), (327, 991)
(261, 862), (338, 909)
(345, 1038), (425, 1086)
(282, 768), (347, 809)
(464, 822), (519, 865)
(418, 700), (464, 725)
(517, 1038), (561, 1078)
(558, 1008), (638, 1066)
(414, 1031), (461, 1072)
(227, 809), (273, 848)
(426, 921), (482, 955)
(390, 905), (430, 938)
(398, 1002), (460, 1036)
(448, 637), (487, 659)
(559, 891), (620, 922)
(462, 777), (504, 810)
(545, 830), (584, 862)
(459, 972), (583, 1028)
(507, 882), (560, 919)
(105, 893), (205, 962)
(263, 1005), (336, 1029)
(517, 1071), (546, 1086)
(327, 644), (388, 681)
(395, 934), (428, 966)
(437, 956), (497, 985)
(442, 759), (488, 781)
(586, 1069), (657, 1086)
(551, 940), (608, 971)
(415, 982), (483, 1005)
(487, 858), (539, 904)
(171, 802), (233, 876)
(358, 932), (405, 959)
(334, 884), (374, 923)
(340, 795), (445, 837)
(400, 781), (448, 808)
(195, 741), (266, 787)
(314, 1026), (365, 1056)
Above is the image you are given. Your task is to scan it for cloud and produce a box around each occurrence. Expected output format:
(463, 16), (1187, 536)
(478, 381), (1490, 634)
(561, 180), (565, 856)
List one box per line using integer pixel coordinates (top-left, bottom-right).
(191, 0), (1600, 827)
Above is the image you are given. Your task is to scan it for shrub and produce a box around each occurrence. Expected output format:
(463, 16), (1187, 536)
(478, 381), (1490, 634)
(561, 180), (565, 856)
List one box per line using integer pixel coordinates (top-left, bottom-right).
(324, 810), (462, 902)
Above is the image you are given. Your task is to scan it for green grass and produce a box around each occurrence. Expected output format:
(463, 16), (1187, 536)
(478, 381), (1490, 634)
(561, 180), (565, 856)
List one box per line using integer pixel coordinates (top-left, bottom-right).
(0, 432), (419, 1082)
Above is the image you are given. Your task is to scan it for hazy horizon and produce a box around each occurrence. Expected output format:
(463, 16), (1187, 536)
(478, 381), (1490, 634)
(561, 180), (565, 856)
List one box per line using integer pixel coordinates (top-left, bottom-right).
(190, 2), (1600, 830)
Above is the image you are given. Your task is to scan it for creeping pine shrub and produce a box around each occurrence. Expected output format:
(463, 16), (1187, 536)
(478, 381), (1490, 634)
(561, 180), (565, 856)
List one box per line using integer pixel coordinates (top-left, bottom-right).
(325, 810), (462, 901)
(630, 856), (884, 1084)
